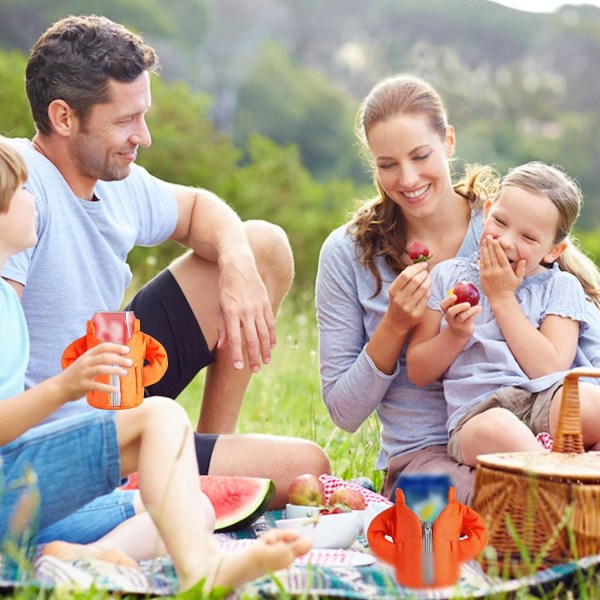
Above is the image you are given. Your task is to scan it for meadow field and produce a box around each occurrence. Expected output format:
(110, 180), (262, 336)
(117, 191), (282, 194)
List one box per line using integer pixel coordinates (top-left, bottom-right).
(177, 291), (384, 490)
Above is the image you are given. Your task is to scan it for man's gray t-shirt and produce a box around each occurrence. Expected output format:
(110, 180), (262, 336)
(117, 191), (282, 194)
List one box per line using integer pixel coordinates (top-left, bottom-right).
(1, 139), (178, 422)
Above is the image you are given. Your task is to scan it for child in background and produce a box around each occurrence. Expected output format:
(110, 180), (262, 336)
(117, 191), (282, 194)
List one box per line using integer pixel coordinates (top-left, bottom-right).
(0, 138), (311, 592)
(407, 162), (600, 467)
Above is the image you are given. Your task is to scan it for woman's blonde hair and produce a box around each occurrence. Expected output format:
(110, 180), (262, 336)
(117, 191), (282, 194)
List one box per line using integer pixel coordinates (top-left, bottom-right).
(349, 74), (499, 295)
(0, 138), (27, 213)
(500, 161), (600, 309)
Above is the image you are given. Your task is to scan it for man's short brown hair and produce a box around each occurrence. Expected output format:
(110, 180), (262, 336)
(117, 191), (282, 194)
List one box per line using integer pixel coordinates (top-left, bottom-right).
(26, 15), (159, 136)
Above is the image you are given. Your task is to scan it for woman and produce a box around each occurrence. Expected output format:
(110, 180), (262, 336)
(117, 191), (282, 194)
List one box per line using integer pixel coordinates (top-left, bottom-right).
(315, 74), (600, 503)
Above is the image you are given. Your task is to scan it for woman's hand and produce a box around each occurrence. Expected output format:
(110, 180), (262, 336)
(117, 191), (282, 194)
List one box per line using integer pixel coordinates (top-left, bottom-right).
(58, 343), (133, 402)
(386, 262), (431, 334)
(479, 236), (525, 303)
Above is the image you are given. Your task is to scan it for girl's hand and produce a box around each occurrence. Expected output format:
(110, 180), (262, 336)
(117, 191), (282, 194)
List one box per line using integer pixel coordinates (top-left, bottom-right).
(58, 343), (133, 402)
(443, 294), (481, 339)
(480, 236), (525, 303)
(386, 262), (431, 333)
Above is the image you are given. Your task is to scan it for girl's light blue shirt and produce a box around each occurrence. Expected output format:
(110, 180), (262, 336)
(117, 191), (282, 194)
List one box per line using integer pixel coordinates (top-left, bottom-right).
(428, 253), (590, 432)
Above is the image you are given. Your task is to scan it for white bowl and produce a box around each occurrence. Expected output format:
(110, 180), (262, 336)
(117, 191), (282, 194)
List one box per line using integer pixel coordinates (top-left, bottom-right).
(363, 501), (392, 536)
(275, 510), (362, 549)
(285, 503), (321, 519)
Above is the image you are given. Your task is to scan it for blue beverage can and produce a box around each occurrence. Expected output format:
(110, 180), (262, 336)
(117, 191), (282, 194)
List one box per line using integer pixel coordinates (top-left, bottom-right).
(392, 472), (452, 522)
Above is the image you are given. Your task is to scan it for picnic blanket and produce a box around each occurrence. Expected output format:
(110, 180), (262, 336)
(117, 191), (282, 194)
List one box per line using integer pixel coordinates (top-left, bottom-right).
(0, 475), (596, 598)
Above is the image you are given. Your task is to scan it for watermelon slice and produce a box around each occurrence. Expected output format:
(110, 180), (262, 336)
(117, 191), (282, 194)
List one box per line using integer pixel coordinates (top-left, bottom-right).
(121, 473), (275, 532)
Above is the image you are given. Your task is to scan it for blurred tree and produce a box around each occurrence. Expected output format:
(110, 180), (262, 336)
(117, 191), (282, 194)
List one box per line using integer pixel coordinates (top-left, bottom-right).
(234, 42), (361, 182)
(221, 134), (357, 288)
(140, 77), (240, 191)
(0, 50), (33, 138)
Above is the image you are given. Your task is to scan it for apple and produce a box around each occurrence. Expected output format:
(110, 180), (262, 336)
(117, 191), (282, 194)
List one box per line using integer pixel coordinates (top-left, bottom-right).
(288, 474), (325, 506)
(328, 486), (366, 510)
(449, 281), (480, 307)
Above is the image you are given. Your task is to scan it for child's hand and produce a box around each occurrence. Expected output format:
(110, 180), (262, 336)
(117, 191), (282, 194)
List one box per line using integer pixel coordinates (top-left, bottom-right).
(442, 294), (481, 339)
(58, 343), (133, 402)
(480, 236), (525, 302)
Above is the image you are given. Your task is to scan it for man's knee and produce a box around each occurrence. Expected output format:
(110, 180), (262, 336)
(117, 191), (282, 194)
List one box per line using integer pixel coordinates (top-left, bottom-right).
(244, 220), (294, 292)
(295, 440), (332, 476)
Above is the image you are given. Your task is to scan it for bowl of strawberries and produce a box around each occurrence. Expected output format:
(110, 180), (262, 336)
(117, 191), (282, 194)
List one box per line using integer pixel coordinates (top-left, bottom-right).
(279, 479), (367, 548)
(275, 507), (363, 549)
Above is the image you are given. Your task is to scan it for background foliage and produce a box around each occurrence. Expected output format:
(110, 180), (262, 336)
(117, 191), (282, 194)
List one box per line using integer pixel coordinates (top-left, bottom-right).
(1, 0), (599, 292)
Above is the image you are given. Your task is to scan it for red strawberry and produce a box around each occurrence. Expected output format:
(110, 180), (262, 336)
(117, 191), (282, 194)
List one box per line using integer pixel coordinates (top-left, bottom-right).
(318, 504), (351, 515)
(407, 241), (431, 263)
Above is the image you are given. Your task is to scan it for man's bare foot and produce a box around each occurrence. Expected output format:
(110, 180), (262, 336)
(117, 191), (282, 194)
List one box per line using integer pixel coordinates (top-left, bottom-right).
(42, 540), (139, 569)
(179, 530), (312, 594)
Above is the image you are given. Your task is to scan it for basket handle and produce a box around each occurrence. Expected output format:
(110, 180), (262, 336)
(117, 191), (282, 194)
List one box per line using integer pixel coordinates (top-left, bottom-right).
(553, 367), (600, 454)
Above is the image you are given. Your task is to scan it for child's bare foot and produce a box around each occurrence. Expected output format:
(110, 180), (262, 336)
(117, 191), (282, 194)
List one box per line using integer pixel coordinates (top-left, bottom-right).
(179, 530), (312, 594)
(42, 540), (139, 569)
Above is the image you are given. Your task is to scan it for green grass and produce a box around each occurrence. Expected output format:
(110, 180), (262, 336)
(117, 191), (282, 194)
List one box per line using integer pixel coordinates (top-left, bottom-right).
(177, 291), (384, 490)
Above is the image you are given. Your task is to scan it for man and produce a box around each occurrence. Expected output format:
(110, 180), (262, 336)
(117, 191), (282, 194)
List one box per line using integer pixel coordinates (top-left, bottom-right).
(1, 15), (329, 528)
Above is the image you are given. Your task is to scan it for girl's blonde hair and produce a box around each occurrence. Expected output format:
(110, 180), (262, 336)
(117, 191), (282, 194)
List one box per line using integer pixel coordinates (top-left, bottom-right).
(0, 138), (27, 213)
(500, 161), (600, 309)
(349, 74), (499, 295)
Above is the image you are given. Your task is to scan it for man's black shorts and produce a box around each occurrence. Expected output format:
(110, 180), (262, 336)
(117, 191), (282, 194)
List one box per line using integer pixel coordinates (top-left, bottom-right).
(125, 268), (218, 474)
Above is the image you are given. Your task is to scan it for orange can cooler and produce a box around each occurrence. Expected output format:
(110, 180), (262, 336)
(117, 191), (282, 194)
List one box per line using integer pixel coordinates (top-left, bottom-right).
(61, 311), (168, 409)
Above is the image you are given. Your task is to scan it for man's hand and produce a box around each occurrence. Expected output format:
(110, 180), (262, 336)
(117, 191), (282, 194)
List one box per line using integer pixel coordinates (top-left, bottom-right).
(217, 253), (276, 372)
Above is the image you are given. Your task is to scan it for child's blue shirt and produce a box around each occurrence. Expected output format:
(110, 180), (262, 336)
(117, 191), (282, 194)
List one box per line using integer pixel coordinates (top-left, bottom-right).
(0, 277), (28, 399)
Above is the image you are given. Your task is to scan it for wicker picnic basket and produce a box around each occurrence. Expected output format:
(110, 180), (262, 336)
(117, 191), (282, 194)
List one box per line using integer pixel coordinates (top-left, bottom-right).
(472, 368), (600, 572)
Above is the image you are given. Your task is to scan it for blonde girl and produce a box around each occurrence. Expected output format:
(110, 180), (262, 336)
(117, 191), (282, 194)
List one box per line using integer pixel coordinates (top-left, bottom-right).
(407, 161), (600, 467)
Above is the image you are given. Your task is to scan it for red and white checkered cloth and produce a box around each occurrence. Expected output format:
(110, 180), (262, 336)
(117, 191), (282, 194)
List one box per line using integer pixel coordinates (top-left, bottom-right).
(318, 475), (392, 507)
(536, 432), (554, 451)
(293, 549), (374, 567)
(215, 539), (374, 567)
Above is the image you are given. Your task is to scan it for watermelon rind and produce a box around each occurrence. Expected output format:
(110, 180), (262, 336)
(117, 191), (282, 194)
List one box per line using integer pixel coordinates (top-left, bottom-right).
(200, 475), (276, 533)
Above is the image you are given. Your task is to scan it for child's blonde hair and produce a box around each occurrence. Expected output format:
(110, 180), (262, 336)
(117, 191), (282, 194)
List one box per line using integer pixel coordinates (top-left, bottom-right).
(0, 138), (27, 213)
(500, 161), (600, 309)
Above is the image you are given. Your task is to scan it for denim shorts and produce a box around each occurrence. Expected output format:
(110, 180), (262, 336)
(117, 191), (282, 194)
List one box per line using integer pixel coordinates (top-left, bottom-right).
(36, 488), (136, 544)
(0, 410), (124, 542)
